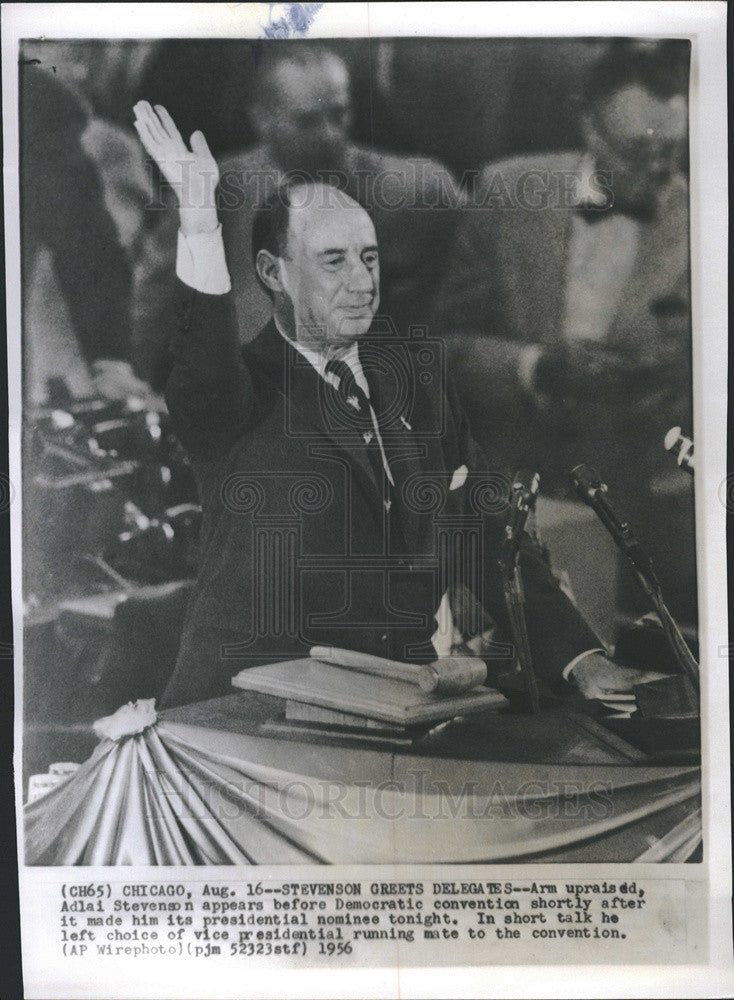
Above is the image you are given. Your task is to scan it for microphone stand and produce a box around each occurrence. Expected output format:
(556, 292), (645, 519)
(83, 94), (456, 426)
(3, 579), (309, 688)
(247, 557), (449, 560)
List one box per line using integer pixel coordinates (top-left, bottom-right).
(616, 545), (700, 696)
(642, 578), (700, 694)
(499, 472), (541, 714)
(571, 465), (699, 696)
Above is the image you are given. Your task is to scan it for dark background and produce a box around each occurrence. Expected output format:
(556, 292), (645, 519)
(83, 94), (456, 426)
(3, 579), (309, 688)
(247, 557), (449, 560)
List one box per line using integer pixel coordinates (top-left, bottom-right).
(21, 36), (611, 176)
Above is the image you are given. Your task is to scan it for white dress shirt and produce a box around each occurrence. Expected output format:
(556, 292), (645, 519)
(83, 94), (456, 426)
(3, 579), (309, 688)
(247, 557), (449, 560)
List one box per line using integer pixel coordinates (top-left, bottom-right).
(563, 154), (641, 343)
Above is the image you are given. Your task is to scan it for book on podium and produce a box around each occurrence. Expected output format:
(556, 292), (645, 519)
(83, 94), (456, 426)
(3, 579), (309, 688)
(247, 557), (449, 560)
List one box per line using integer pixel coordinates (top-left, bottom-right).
(231, 652), (507, 741)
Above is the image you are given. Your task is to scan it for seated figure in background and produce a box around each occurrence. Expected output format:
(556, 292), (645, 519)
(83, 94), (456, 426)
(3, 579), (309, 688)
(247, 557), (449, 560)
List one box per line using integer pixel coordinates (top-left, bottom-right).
(217, 42), (467, 342)
(432, 42), (691, 498)
(432, 42), (694, 621)
(21, 65), (149, 403)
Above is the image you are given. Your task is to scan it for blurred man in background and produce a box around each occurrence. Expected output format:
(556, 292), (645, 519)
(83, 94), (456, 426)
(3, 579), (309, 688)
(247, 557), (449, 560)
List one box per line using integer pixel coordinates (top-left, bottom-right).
(432, 42), (690, 494)
(432, 41), (693, 620)
(217, 43), (466, 341)
(21, 65), (149, 403)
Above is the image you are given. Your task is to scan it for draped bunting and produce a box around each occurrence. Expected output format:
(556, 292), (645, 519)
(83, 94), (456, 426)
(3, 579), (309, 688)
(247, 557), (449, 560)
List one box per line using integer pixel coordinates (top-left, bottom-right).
(25, 713), (701, 866)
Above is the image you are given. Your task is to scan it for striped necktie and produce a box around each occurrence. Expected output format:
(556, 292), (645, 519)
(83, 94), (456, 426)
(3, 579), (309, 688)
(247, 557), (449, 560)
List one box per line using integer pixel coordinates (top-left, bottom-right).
(324, 357), (371, 425)
(324, 356), (396, 510)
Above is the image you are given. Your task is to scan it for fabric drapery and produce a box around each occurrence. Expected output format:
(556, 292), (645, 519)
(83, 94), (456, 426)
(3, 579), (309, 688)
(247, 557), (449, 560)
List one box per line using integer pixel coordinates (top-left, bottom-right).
(25, 713), (701, 866)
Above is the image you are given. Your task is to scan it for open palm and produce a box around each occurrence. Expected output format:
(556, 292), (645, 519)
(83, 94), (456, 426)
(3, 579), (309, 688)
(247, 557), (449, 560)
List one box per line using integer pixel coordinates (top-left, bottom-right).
(133, 101), (219, 232)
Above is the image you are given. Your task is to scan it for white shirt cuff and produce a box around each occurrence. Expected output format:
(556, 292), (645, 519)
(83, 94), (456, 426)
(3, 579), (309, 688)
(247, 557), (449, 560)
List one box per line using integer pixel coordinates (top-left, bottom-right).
(562, 648), (606, 684)
(176, 225), (232, 295)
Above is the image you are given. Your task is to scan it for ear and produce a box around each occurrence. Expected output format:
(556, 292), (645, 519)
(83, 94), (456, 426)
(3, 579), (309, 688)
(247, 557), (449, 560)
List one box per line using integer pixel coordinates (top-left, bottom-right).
(256, 249), (286, 295)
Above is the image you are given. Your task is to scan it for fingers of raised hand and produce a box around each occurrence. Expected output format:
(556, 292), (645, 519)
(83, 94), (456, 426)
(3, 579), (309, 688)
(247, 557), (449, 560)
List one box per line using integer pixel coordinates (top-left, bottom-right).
(133, 109), (166, 159)
(133, 101), (185, 155)
(189, 130), (214, 163)
(132, 117), (160, 160)
(134, 101), (163, 139)
(154, 104), (183, 143)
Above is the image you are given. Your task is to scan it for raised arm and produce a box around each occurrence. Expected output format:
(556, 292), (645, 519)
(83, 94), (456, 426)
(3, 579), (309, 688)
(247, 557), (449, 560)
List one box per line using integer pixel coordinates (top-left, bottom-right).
(133, 101), (220, 238)
(133, 102), (254, 456)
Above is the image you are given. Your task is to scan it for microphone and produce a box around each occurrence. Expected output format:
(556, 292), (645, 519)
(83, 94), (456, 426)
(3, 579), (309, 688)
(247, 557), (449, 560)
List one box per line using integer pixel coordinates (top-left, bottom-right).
(498, 470), (542, 712)
(501, 470), (540, 568)
(570, 464), (656, 581)
(570, 463), (699, 692)
(664, 426), (694, 474)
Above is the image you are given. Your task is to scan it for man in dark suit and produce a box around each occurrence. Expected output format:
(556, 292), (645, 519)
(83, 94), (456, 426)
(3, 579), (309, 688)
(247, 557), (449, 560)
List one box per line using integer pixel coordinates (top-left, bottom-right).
(134, 100), (650, 710)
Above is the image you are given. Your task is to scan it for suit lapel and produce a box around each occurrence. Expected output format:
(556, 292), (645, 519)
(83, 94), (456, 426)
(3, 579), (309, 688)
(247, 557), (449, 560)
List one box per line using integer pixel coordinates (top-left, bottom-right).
(361, 338), (445, 554)
(245, 322), (383, 508)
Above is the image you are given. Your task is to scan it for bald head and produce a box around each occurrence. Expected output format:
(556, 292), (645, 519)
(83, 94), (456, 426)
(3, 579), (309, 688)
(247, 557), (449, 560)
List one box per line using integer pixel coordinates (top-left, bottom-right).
(251, 47), (352, 173)
(284, 182), (377, 273)
(255, 181), (379, 349)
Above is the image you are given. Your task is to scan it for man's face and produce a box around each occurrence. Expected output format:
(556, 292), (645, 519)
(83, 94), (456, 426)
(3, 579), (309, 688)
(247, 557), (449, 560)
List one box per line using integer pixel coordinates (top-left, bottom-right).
(586, 83), (687, 207)
(279, 187), (379, 349)
(257, 57), (352, 174)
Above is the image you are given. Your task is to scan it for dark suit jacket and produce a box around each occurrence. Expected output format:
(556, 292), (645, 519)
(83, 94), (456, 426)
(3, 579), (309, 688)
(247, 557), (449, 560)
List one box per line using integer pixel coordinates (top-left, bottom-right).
(161, 281), (600, 708)
(432, 151), (691, 494)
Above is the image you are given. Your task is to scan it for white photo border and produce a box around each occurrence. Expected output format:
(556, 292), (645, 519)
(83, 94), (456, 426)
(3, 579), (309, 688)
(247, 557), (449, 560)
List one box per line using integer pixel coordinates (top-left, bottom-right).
(3, 3), (730, 998)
